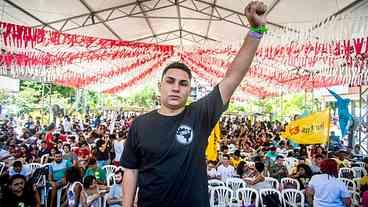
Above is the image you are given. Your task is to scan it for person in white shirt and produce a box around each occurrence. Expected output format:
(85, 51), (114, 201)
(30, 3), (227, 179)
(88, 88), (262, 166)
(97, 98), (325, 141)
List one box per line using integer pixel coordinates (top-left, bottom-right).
(63, 116), (72, 132)
(113, 131), (125, 166)
(306, 159), (351, 207)
(216, 154), (235, 182)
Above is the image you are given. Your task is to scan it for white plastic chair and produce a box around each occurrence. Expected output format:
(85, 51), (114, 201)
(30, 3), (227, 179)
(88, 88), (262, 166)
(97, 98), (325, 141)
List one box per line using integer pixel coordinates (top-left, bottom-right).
(247, 161), (255, 168)
(26, 162), (42, 174)
(235, 187), (259, 207)
(226, 177), (247, 193)
(0, 162), (5, 175)
(352, 166), (367, 178)
(259, 188), (282, 207)
(264, 177), (279, 189)
(337, 178), (356, 192)
(102, 165), (117, 177)
(208, 179), (225, 187)
(282, 189), (305, 207)
(210, 186), (233, 207)
(106, 174), (116, 187)
(355, 161), (366, 168)
(339, 167), (356, 179)
(352, 178), (361, 191)
(281, 178), (300, 190)
(40, 154), (49, 164)
(352, 191), (361, 207)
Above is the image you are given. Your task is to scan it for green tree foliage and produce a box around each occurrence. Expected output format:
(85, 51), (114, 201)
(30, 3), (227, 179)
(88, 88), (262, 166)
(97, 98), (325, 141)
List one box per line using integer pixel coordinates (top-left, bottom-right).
(125, 86), (157, 108)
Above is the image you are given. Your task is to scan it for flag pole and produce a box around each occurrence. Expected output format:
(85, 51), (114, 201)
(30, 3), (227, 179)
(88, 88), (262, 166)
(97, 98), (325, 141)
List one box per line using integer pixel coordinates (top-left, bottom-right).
(325, 107), (331, 157)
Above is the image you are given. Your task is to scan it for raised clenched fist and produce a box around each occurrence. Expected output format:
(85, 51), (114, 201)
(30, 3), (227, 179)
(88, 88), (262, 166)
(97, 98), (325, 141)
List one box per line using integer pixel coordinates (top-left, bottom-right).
(244, 1), (268, 28)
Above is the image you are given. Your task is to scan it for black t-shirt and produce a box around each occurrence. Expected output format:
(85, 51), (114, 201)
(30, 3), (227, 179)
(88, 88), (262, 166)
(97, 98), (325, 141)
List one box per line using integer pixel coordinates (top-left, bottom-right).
(1, 190), (36, 207)
(121, 85), (227, 207)
(95, 147), (109, 161)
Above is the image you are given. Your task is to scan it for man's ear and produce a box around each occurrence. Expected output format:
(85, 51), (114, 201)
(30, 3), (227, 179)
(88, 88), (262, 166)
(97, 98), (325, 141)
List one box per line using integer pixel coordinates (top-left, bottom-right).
(158, 81), (161, 90)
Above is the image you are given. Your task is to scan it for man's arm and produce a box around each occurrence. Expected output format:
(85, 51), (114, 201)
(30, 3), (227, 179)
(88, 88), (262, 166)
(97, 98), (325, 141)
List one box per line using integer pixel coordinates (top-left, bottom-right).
(123, 168), (138, 207)
(219, 1), (267, 104)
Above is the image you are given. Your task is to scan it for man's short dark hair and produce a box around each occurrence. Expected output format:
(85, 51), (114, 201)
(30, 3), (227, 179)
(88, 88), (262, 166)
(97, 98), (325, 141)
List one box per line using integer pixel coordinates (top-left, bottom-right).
(13, 160), (22, 168)
(255, 162), (265, 173)
(223, 154), (230, 160)
(161, 62), (192, 80)
(115, 168), (124, 177)
(276, 155), (284, 160)
(9, 174), (26, 185)
(315, 154), (324, 159)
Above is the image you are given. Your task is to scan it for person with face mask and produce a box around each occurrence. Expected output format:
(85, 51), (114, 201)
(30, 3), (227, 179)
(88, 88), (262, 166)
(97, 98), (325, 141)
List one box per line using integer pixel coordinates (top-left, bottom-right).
(1, 174), (41, 207)
(49, 150), (72, 207)
(106, 169), (124, 207)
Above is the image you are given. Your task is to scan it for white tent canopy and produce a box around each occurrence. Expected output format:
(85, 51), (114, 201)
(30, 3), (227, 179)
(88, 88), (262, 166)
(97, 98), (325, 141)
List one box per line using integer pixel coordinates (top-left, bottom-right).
(0, 0), (367, 99)
(1, 0), (366, 47)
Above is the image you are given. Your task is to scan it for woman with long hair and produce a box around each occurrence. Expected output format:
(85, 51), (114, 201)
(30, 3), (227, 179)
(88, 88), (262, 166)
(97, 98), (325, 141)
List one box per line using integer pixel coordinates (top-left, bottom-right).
(80, 175), (107, 207)
(306, 159), (352, 207)
(291, 163), (313, 189)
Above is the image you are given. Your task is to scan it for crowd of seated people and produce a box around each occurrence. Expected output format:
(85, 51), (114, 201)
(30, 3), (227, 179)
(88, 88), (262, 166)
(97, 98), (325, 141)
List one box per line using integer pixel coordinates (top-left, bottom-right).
(0, 111), (367, 206)
(207, 115), (367, 206)
(0, 111), (135, 206)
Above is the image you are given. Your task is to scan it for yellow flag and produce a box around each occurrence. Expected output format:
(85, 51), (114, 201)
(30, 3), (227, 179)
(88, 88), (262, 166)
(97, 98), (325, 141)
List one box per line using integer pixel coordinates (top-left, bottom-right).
(281, 109), (330, 144)
(206, 122), (221, 161)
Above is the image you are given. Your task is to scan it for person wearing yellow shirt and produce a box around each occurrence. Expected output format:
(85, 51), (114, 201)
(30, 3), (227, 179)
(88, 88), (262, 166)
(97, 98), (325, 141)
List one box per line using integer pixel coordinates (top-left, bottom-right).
(230, 150), (241, 168)
(333, 150), (350, 168)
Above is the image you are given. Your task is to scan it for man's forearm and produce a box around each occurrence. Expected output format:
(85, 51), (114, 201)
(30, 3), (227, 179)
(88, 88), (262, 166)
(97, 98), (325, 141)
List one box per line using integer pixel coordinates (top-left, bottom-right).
(219, 34), (261, 103)
(123, 169), (138, 207)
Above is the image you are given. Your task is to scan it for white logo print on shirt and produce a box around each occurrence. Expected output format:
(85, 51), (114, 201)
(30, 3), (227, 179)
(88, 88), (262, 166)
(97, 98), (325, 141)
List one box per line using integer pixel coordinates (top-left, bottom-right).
(176, 125), (193, 144)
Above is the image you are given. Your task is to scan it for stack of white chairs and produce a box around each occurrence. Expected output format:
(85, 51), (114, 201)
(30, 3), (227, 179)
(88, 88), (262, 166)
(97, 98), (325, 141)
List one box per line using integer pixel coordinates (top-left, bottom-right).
(208, 179), (307, 207)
